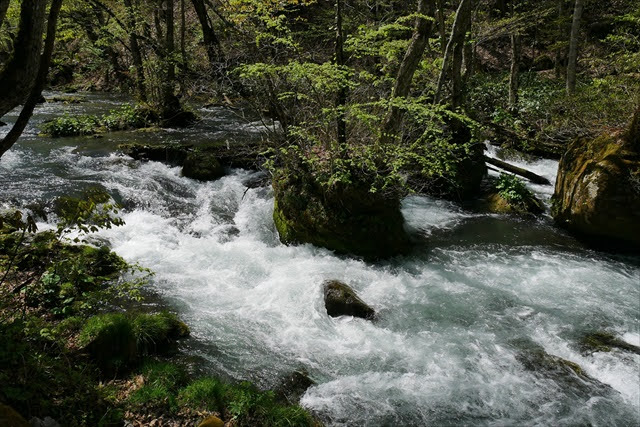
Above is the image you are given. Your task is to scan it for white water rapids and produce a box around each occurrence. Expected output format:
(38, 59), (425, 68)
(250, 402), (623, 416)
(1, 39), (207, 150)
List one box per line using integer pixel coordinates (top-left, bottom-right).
(1, 96), (639, 426)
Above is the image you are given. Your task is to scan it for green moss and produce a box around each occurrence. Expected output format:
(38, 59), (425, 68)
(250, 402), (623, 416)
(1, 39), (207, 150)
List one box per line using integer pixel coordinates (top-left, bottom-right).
(79, 313), (137, 372)
(133, 311), (190, 354)
(178, 377), (227, 413)
(128, 361), (188, 411)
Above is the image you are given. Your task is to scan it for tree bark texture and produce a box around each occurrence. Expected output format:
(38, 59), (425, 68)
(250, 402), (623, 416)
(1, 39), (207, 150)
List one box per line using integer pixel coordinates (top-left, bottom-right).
(566, 0), (583, 95)
(434, 0), (472, 107)
(0, 0), (63, 159)
(191, 0), (224, 66)
(380, 0), (436, 144)
(0, 0), (47, 118)
(335, 0), (347, 146)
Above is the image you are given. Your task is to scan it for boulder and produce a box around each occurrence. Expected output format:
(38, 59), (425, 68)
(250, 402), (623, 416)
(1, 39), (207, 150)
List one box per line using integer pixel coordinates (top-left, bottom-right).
(484, 191), (544, 216)
(198, 415), (224, 427)
(0, 404), (29, 427)
(182, 152), (225, 181)
(323, 280), (375, 320)
(275, 370), (315, 404)
(579, 331), (640, 355)
(552, 129), (640, 250)
(119, 142), (191, 165)
(273, 168), (410, 259)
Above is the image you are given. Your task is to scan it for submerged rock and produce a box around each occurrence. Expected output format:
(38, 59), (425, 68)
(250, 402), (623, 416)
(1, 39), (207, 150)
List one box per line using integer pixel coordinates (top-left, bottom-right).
(182, 151), (225, 181)
(275, 370), (315, 404)
(119, 142), (191, 165)
(579, 331), (640, 355)
(273, 168), (410, 259)
(552, 117), (640, 250)
(323, 280), (375, 320)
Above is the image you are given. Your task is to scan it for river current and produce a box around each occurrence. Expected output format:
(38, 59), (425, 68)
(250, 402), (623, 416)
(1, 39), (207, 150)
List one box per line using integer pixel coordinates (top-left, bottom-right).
(1, 94), (639, 426)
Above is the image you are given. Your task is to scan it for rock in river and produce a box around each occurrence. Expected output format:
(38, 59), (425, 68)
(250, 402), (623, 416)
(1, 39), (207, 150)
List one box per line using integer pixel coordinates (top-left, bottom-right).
(323, 280), (375, 320)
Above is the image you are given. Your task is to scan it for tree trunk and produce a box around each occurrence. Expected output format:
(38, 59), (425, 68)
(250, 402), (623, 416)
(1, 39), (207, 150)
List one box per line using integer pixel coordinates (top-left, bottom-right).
(434, 0), (472, 107)
(124, 0), (147, 101)
(0, 0), (10, 29)
(380, 0), (436, 144)
(508, 3), (521, 111)
(161, 0), (180, 115)
(566, 0), (583, 95)
(0, 0), (47, 118)
(335, 0), (347, 146)
(554, 0), (565, 78)
(180, 0), (188, 93)
(0, 0), (63, 159)
(191, 0), (224, 67)
(436, 0), (446, 54)
(484, 156), (551, 185)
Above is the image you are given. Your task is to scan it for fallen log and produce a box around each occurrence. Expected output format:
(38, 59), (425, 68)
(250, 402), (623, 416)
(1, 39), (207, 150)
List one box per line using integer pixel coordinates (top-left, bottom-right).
(484, 155), (552, 185)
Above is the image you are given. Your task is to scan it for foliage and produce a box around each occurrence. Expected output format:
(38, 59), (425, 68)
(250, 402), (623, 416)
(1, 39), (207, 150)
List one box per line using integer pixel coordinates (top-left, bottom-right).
(41, 104), (160, 137)
(495, 173), (533, 206)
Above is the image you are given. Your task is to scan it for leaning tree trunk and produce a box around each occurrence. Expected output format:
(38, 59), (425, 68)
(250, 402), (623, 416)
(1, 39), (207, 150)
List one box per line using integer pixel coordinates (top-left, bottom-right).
(379, 0), (436, 144)
(191, 0), (224, 68)
(0, 0), (63, 159)
(0, 0), (10, 29)
(566, 0), (584, 95)
(434, 0), (472, 107)
(0, 0), (47, 118)
(436, 0), (447, 54)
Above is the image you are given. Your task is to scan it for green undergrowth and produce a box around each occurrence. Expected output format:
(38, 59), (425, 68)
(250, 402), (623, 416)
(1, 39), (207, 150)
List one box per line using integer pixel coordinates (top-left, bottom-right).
(40, 103), (162, 137)
(127, 361), (316, 427)
(0, 193), (316, 426)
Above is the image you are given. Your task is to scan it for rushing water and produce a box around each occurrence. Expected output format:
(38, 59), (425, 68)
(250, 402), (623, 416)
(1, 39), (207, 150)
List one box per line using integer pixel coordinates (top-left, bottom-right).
(1, 95), (639, 426)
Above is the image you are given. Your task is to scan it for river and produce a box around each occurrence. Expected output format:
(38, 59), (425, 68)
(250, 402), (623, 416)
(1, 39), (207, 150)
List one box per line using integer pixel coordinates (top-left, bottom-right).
(1, 94), (639, 426)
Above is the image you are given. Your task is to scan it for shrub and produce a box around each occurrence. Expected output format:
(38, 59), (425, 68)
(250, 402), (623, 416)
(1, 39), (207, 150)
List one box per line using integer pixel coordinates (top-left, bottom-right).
(41, 115), (100, 137)
(495, 173), (534, 206)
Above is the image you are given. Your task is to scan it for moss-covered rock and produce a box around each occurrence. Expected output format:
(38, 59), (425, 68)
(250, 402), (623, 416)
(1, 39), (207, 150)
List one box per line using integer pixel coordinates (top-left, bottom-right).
(182, 152), (225, 181)
(481, 174), (545, 216)
(323, 280), (375, 320)
(272, 168), (410, 259)
(579, 331), (640, 355)
(119, 142), (191, 165)
(0, 403), (29, 427)
(552, 129), (640, 250)
(79, 312), (190, 374)
(274, 370), (315, 404)
(198, 415), (225, 427)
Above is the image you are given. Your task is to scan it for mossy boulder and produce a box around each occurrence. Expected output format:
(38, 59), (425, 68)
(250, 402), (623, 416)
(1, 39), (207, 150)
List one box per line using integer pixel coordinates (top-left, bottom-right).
(579, 331), (640, 355)
(484, 191), (544, 215)
(272, 168), (410, 259)
(182, 151), (225, 181)
(323, 280), (375, 320)
(0, 404), (29, 427)
(198, 415), (224, 427)
(552, 130), (640, 250)
(118, 142), (191, 165)
(79, 312), (190, 374)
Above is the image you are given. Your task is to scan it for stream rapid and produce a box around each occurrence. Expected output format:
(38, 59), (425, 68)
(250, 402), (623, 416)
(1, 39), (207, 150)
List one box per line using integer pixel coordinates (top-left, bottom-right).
(1, 94), (639, 426)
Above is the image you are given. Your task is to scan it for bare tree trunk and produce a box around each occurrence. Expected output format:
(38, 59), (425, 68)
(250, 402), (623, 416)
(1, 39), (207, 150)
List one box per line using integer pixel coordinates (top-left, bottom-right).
(335, 0), (347, 146)
(124, 0), (147, 101)
(0, 0), (10, 29)
(0, 0), (47, 118)
(434, 0), (472, 107)
(554, 0), (565, 78)
(566, 0), (583, 95)
(161, 0), (180, 115)
(191, 0), (224, 67)
(436, 0), (446, 54)
(379, 0), (436, 144)
(180, 0), (188, 93)
(0, 0), (63, 159)
(508, 33), (520, 109)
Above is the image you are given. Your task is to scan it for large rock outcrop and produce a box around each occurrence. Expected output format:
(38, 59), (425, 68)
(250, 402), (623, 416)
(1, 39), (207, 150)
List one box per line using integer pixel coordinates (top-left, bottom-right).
(551, 125), (640, 249)
(272, 168), (410, 259)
